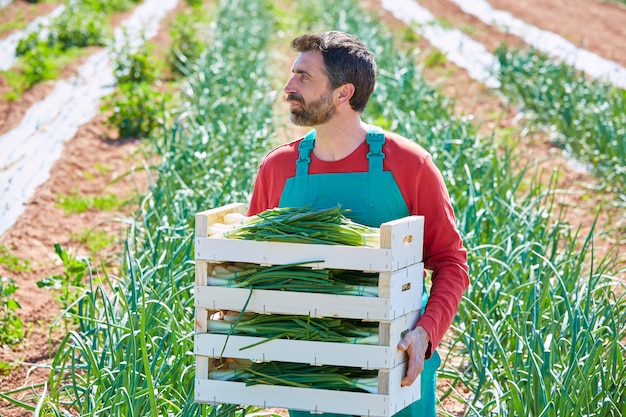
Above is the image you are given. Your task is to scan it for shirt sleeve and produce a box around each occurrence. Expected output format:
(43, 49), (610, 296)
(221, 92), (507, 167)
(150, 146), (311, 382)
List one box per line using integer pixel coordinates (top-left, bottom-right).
(248, 160), (271, 216)
(411, 155), (469, 358)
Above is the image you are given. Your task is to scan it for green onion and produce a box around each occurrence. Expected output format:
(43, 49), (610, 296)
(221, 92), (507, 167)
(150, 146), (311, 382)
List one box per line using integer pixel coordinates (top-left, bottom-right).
(208, 313), (379, 345)
(224, 206), (380, 247)
(210, 262), (379, 296)
(210, 361), (380, 393)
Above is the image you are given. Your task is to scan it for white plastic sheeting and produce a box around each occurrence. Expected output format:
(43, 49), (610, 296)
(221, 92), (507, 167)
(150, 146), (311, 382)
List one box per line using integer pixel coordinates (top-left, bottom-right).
(0, 5), (66, 71)
(0, 0), (179, 235)
(380, 0), (502, 88)
(381, 0), (626, 90)
(450, 0), (626, 89)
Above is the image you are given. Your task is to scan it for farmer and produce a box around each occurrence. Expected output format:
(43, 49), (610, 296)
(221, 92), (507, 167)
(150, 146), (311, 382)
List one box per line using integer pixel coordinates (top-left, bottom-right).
(247, 31), (469, 417)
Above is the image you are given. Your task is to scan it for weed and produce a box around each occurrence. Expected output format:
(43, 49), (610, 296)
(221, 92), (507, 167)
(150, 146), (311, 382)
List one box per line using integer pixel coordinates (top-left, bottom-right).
(0, 245), (32, 273)
(0, 276), (24, 346)
(56, 190), (127, 214)
(0, 10), (27, 35)
(36, 244), (88, 329)
(70, 227), (117, 256)
(423, 49), (448, 68)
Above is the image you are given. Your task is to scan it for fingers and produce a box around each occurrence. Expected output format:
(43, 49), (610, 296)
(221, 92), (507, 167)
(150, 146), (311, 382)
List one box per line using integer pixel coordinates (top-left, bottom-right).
(398, 329), (427, 386)
(401, 351), (424, 386)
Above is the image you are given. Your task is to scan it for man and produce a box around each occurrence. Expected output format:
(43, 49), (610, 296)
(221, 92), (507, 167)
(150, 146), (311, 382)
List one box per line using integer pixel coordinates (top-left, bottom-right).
(248, 31), (469, 417)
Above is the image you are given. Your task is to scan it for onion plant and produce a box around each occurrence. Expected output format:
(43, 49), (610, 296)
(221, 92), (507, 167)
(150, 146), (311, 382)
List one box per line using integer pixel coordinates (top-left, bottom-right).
(208, 312), (379, 346)
(210, 262), (379, 296)
(211, 360), (380, 394)
(495, 45), (626, 200)
(224, 206), (380, 246)
(15, 0), (279, 416)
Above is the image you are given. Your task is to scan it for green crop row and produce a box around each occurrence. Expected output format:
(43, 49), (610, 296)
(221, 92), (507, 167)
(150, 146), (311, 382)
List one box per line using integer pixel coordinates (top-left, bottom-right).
(1, 0), (143, 100)
(4, 0), (278, 415)
(495, 46), (626, 200)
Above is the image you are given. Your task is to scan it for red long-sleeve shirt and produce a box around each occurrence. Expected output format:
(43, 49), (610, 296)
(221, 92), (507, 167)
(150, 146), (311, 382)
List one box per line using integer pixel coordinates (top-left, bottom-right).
(248, 131), (469, 357)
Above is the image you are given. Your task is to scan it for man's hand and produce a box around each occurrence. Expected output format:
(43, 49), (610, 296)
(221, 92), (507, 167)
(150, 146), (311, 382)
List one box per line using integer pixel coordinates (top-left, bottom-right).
(397, 325), (430, 386)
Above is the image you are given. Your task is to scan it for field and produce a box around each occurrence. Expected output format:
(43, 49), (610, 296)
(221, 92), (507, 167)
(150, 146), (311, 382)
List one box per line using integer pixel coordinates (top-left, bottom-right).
(0, 0), (625, 416)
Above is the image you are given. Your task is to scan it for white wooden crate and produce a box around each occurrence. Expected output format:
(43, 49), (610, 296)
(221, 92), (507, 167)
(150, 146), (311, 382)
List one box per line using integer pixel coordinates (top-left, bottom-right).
(194, 203), (425, 416)
(195, 309), (421, 369)
(195, 203), (424, 272)
(195, 262), (423, 321)
(195, 362), (419, 416)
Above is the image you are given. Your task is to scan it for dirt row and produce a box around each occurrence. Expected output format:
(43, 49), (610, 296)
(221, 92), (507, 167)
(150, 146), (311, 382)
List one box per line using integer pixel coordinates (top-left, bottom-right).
(0, 1), (182, 416)
(1, 0), (625, 416)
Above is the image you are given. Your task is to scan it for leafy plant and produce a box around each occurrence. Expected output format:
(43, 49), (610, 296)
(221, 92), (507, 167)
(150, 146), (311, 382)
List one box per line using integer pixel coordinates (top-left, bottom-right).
(47, 6), (110, 50)
(101, 82), (170, 139)
(423, 49), (448, 68)
(36, 244), (89, 328)
(0, 276), (23, 346)
(80, 0), (141, 14)
(21, 43), (59, 84)
(112, 37), (159, 84)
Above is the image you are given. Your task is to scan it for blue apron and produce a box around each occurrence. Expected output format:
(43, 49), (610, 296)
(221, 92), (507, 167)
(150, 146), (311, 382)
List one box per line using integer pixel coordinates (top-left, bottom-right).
(280, 127), (440, 417)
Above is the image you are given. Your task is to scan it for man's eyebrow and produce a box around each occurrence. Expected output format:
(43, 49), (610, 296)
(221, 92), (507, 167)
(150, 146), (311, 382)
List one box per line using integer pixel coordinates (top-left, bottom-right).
(293, 68), (313, 77)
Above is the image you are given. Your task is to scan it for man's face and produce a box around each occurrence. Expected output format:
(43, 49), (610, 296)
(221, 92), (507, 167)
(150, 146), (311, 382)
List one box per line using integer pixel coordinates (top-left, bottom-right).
(284, 51), (336, 126)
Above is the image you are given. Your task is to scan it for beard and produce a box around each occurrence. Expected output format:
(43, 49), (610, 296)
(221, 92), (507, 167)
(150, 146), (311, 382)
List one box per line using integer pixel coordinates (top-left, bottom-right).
(287, 91), (336, 126)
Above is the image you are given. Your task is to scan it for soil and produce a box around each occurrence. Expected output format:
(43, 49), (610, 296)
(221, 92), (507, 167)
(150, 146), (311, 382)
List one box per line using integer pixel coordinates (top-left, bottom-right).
(1, 0), (625, 416)
(0, 0), (64, 42)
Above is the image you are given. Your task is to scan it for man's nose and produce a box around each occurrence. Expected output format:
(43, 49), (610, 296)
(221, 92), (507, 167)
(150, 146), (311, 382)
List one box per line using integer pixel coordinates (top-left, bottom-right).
(284, 76), (297, 95)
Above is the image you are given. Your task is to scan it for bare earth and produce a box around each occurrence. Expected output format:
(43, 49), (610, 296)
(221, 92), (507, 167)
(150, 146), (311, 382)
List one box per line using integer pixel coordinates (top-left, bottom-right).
(1, 0), (625, 416)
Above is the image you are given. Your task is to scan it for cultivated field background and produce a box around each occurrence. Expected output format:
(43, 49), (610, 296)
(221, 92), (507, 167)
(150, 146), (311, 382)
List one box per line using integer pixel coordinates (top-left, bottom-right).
(0, 0), (624, 416)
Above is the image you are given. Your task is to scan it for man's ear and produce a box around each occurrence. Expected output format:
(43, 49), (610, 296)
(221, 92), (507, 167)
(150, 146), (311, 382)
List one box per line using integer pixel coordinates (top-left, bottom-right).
(335, 83), (355, 106)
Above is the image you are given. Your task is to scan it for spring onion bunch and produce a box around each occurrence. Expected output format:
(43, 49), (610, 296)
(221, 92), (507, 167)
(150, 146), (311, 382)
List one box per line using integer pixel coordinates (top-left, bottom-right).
(224, 206), (380, 247)
(210, 262), (379, 296)
(208, 312), (379, 345)
(210, 361), (379, 394)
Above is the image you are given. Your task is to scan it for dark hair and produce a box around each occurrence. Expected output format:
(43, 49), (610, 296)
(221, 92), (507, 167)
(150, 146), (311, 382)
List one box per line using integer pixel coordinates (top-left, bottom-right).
(291, 31), (376, 113)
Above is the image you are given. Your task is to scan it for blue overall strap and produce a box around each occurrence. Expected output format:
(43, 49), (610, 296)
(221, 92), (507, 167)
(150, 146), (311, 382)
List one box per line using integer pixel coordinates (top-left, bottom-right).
(365, 127), (385, 173)
(295, 130), (316, 177)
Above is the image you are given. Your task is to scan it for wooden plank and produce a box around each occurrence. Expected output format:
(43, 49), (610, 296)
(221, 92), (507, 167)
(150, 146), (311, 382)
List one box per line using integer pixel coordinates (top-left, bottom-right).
(195, 334), (394, 369)
(195, 364), (419, 417)
(195, 286), (391, 320)
(196, 237), (393, 271)
(386, 362), (421, 414)
(195, 379), (387, 415)
(379, 310), (421, 347)
(380, 216), (424, 269)
(195, 203), (247, 237)
(385, 263), (423, 317)
(195, 261), (207, 286)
